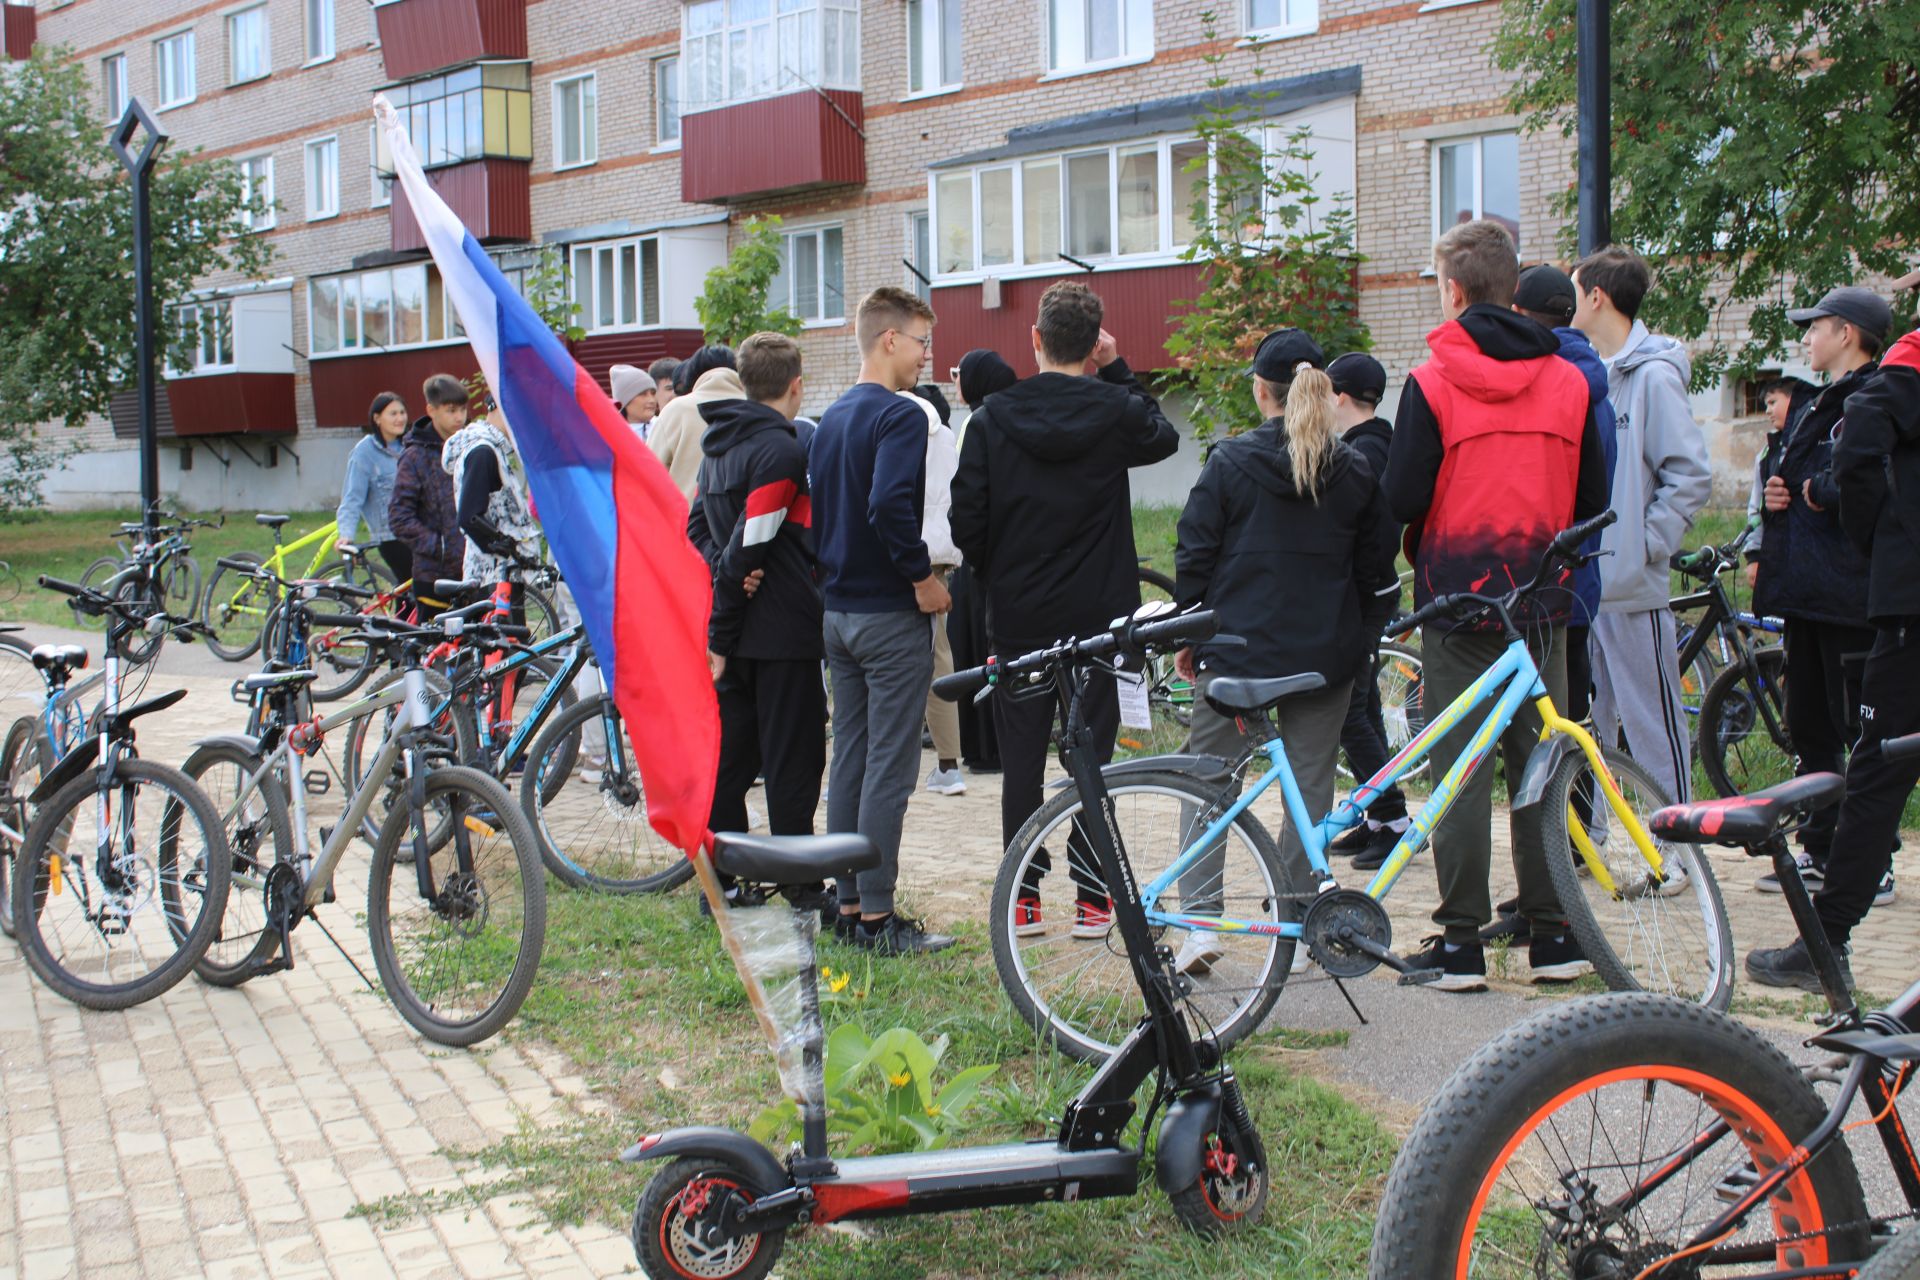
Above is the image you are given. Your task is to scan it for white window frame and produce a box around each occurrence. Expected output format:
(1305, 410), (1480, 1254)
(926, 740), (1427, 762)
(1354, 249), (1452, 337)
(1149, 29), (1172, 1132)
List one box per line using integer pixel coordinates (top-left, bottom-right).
(304, 135), (340, 222)
(551, 73), (598, 170)
(653, 55), (681, 150)
(680, 0), (860, 116)
(227, 4), (271, 86)
(305, 0), (336, 65)
(154, 31), (196, 110)
(1430, 131), (1521, 250)
(907, 210), (932, 302)
(1044, 0), (1154, 79)
(567, 235), (665, 333)
(237, 154), (276, 233)
(309, 263), (468, 359)
(1242, 0), (1318, 43)
(169, 299), (235, 375)
(102, 53), (128, 120)
(768, 224), (846, 326)
(905, 0), (962, 99)
(369, 123), (393, 208)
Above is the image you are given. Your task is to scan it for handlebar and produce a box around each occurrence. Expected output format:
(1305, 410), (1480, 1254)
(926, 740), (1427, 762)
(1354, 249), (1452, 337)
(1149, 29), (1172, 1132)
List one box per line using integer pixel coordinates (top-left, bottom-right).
(933, 609), (1217, 704)
(1551, 510), (1618, 557)
(1393, 511), (1621, 638)
(1885, 733), (1920, 762)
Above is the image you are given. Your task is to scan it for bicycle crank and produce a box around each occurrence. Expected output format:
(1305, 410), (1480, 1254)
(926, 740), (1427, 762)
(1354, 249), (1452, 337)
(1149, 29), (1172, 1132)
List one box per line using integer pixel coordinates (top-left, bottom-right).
(1301, 889), (1395, 979)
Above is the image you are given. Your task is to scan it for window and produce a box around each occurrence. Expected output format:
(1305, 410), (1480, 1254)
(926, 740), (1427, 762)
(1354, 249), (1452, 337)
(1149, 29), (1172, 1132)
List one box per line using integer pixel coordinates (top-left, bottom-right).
(305, 136), (339, 221)
(228, 5), (270, 85)
(1047, 0), (1153, 75)
(553, 74), (598, 169)
(169, 299), (234, 374)
(1244, 0), (1317, 39)
(907, 211), (931, 302)
(306, 0), (335, 63)
(102, 54), (128, 120)
(907, 0), (961, 95)
(310, 263), (468, 356)
(237, 155), (275, 232)
(155, 31), (195, 108)
(374, 63), (533, 170)
(681, 0), (859, 114)
(1433, 133), (1521, 249)
(655, 56), (681, 145)
(568, 236), (663, 332)
(369, 124), (392, 207)
(768, 226), (845, 324)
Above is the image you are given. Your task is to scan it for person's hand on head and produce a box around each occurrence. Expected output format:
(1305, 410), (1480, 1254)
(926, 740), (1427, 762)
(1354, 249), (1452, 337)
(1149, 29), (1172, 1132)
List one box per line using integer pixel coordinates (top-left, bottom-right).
(1090, 329), (1119, 370)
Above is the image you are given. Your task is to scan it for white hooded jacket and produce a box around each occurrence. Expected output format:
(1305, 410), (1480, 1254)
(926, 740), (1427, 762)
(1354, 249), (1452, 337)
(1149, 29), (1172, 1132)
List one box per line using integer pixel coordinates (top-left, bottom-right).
(903, 390), (961, 570)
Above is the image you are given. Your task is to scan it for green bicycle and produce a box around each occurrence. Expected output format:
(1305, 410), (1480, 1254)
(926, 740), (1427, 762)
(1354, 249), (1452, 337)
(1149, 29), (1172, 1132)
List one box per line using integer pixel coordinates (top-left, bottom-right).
(200, 514), (395, 663)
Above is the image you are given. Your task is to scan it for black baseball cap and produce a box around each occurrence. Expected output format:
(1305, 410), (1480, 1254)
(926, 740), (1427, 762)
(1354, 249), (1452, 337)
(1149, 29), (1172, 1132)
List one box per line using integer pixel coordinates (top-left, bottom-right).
(1249, 328), (1325, 382)
(1787, 287), (1892, 348)
(1327, 353), (1387, 404)
(1514, 264), (1578, 325)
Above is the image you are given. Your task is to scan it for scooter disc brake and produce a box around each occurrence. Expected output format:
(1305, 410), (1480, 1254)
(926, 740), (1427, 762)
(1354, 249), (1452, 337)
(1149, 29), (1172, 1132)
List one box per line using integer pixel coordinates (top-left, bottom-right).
(1301, 889), (1392, 979)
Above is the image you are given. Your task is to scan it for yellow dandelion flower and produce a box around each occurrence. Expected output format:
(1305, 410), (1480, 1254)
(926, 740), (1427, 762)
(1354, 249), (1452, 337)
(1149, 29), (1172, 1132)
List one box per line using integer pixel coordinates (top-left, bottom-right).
(887, 1070), (912, 1088)
(925, 1104), (942, 1118)
(828, 973), (850, 994)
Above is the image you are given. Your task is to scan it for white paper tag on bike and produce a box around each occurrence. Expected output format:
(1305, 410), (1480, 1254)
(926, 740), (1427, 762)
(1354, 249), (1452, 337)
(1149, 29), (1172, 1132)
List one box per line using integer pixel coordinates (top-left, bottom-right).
(1116, 668), (1151, 730)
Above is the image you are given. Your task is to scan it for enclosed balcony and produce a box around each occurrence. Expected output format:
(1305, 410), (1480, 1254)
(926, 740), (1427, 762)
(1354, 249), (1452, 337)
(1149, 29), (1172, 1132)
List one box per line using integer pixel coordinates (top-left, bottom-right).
(159, 289), (298, 437)
(375, 63), (533, 252)
(372, 0), (526, 82)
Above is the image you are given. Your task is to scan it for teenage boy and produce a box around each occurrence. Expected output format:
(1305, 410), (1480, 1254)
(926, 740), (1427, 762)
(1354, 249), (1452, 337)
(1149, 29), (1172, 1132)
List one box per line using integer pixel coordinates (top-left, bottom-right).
(1751, 286), (1892, 894)
(1382, 219), (1610, 992)
(1748, 314), (1920, 992)
(388, 373), (470, 617)
(810, 287), (955, 956)
(950, 281), (1178, 939)
(1323, 352), (1412, 871)
(687, 332), (827, 865)
(1571, 247), (1713, 808)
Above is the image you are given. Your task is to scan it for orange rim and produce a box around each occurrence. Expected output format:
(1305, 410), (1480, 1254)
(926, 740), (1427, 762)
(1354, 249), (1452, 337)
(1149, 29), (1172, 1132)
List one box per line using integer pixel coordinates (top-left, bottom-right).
(1454, 1064), (1832, 1278)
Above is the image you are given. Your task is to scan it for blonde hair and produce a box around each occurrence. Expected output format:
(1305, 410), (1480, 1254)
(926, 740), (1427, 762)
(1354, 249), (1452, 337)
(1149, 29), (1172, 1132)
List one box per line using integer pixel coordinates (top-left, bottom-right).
(1265, 363), (1338, 501)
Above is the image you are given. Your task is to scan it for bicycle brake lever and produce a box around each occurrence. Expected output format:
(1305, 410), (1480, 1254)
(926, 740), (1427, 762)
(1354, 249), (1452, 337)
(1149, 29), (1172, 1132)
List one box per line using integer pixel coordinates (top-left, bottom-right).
(1208, 633), (1248, 648)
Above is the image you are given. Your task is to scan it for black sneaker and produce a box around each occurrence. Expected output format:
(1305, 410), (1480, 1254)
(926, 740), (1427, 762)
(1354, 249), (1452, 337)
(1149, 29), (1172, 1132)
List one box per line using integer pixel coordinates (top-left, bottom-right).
(1528, 933), (1593, 983)
(1755, 854), (1824, 894)
(1479, 913), (1526, 946)
(831, 910), (861, 943)
(856, 913), (956, 955)
(1402, 936), (1487, 992)
(1349, 825), (1409, 871)
(1330, 822), (1377, 855)
(1745, 937), (1853, 995)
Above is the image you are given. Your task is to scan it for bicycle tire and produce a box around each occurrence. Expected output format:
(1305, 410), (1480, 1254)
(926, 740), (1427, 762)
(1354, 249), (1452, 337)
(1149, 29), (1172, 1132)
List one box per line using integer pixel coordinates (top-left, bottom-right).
(1137, 566), (1176, 600)
(0, 715), (44, 939)
(1698, 645), (1792, 800)
(343, 666), (475, 844)
(164, 553), (202, 623)
(364, 766), (545, 1045)
(79, 554), (125, 594)
(992, 768), (1295, 1063)
(1861, 1225), (1920, 1279)
(1368, 992), (1869, 1279)
(111, 571), (166, 666)
(169, 742), (293, 986)
(1542, 746), (1734, 1011)
(302, 558), (401, 702)
(0, 632), (43, 723)
(201, 551), (276, 662)
(12, 757), (232, 1009)
(519, 585), (561, 644)
(520, 693), (692, 894)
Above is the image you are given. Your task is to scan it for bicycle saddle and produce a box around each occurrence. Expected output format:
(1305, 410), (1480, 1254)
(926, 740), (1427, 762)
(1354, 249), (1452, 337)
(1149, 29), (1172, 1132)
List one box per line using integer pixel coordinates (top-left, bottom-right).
(1649, 773), (1845, 847)
(711, 832), (880, 884)
(242, 669), (320, 693)
(30, 643), (87, 673)
(1204, 673), (1328, 716)
(255, 513), (291, 528)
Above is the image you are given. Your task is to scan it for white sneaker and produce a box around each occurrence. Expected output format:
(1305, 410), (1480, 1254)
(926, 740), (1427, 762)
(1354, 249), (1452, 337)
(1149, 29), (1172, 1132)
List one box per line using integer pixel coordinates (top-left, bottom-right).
(1876, 872), (1897, 907)
(1290, 946), (1310, 975)
(924, 767), (967, 796)
(1174, 930), (1225, 976)
(1648, 857), (1690, 898)
(578, 754), (607, 785)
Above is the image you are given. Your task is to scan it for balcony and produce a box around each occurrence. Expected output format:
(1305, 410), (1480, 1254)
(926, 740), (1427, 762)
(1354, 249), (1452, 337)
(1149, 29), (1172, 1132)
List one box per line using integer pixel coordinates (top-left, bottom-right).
(3, 3), (35, 61)
(373, 0), (525, 82)
(681, 89), (865, 204)
(389, 157), (530, 252)
(159, 288), (299, 436)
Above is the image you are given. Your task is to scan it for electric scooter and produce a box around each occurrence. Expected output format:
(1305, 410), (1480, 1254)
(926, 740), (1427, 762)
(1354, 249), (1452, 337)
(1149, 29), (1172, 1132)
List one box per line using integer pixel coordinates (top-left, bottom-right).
(621, 607), (1270, 1280)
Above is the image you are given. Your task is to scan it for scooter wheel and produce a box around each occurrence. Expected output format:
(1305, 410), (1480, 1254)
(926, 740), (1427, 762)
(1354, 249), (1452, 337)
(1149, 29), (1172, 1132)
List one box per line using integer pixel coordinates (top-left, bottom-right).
(1168, 1123), (1270, 1236)
(632, 1156), (787, 1280)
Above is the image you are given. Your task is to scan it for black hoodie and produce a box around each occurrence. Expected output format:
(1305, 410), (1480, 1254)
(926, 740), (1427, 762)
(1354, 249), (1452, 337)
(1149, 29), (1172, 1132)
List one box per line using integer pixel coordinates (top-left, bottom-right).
(950, 358), (1178, 649)
(1177, 423), (1399, 682)
(1341, 416), (1402, 624)
(687, 398), (822, 660)
(1754, 361), (1877, 627)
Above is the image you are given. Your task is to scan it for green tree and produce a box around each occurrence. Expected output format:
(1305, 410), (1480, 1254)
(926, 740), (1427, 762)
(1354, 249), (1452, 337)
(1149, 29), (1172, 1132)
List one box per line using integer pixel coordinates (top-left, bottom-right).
(1495, 0), (1920, 388)
(1163, 13), (1369, 443)
(0, 47), (276, 514)
(695, 216), (804, 347)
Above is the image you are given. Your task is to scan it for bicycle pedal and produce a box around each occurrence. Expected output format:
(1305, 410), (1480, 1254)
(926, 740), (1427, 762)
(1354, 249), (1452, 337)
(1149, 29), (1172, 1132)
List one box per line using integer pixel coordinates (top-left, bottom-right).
(1397, 968), (1442, 987)
(303, 770), (330, 796)
(1712, 1163), (1760, 1204)
(245, 953), (295, 979)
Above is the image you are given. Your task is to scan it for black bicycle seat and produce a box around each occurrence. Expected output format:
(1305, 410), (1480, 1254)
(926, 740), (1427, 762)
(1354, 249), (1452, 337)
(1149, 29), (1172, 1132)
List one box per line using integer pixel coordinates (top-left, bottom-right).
(242, 669), (320, 694)
(30, 643), (88, 672)
(255, 513), (291, 528)
(1204, 673), (1328, 716)
(712, 832), (879, 884)
(1649, 773), (1845, 847)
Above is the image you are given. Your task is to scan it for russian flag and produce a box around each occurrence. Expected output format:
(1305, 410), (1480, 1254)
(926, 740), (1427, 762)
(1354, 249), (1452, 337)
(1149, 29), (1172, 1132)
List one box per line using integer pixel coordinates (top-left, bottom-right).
(373, 96), (718, 855)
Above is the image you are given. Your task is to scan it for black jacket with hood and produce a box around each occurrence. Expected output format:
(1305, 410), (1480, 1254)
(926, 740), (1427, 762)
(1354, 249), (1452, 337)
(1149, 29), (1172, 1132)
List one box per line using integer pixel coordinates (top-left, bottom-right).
(1754, 361), (1877, 627)
(687, 398), (823, 661)
(1340, 416), (1403, 625)
(1177, 425), (1398, 683)
(1830, 331), (1920, 623)
(950, 358), (1178, 650)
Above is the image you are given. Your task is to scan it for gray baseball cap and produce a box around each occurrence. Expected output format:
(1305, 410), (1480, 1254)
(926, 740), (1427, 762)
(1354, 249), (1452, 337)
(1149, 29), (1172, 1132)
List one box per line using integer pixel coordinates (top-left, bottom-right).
(1787, 286), (1892, 348)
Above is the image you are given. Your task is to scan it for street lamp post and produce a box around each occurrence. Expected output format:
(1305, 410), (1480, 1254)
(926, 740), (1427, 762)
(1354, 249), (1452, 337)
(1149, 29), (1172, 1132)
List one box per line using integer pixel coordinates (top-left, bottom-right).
(1576, 0), (1611, 256)
(109, 98), (170, 537)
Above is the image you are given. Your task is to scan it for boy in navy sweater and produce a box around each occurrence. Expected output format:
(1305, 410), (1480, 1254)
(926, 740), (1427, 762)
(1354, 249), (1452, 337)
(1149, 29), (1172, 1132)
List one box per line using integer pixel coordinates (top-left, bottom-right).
(810, 287), (955, 955)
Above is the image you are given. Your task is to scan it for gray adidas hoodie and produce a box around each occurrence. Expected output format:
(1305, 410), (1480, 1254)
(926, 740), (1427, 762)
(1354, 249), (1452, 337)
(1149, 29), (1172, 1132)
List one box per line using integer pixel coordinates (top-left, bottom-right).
(1596, 321), (1713, 613)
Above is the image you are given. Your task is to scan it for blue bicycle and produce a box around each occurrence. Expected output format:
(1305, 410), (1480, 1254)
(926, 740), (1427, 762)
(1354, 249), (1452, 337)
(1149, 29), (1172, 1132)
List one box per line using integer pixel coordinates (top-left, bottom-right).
(988, 513), (1734, 1061)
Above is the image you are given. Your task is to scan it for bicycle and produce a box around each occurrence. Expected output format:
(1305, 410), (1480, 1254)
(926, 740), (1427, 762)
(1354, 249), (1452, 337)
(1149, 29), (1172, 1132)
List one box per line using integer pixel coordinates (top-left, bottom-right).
(79, 513), (220, 665)
(253, 547), (413, 702)
(1669, 536), (1797, 799)
(1369, 744), (1920, 1279)
(988, 512), (1732, 1062)
(201, 513), (386, 663)
(8, 572), (232, 1009)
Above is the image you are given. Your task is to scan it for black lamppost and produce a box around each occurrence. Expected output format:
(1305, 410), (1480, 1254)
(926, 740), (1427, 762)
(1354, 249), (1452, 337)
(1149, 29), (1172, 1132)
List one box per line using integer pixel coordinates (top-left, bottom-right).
(1576, 0), (1611, 255)
(109, 98), (169, 536)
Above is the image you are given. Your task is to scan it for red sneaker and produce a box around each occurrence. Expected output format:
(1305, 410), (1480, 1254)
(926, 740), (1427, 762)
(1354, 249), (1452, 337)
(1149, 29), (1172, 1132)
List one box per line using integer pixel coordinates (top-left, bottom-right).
(1014, 896), (1044, 937)
(1072, 898), (1113, 940)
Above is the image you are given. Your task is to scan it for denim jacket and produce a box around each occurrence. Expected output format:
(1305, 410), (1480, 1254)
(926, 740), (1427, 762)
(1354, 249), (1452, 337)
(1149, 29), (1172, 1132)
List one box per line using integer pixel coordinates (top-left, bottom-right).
(336, 434), (404, 544)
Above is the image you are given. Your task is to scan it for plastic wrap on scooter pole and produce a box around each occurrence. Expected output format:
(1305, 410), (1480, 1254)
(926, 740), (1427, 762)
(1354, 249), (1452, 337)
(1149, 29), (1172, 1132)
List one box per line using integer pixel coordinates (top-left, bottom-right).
(727, 903), (827, 1109)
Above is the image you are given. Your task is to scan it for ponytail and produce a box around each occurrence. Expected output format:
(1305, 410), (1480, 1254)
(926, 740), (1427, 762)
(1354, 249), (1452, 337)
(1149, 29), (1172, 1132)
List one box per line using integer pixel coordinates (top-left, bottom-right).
(1282, 363), (1338, 501)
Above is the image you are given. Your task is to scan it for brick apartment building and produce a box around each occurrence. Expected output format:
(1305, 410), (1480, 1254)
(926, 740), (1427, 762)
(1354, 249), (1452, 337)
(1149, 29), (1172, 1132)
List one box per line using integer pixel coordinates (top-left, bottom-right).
(9, 0), (1782, 512)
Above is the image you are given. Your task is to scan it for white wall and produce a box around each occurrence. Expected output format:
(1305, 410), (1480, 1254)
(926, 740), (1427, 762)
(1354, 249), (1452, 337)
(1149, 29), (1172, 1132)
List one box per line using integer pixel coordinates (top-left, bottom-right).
(41, 434), (360, 514)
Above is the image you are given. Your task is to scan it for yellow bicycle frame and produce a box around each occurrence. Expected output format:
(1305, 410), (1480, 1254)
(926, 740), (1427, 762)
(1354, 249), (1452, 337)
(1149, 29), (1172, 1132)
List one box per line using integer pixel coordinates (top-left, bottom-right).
(1530, 695), (1671, 895)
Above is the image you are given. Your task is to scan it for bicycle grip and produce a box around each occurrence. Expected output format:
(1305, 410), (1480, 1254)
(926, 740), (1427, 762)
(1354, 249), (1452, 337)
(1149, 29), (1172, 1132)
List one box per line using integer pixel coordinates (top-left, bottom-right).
(1552, 509), (1619, 555)
(307, 612), (370, 630)
(1129, 609), (1217, 650)
(1884, 733), (1920, 762)
(216, 556), (257, 573)
(39, 575), (87, 597)
(481, 624), (533, 641)
(932, 665), (992, 703)
(324, 581), (376, 600)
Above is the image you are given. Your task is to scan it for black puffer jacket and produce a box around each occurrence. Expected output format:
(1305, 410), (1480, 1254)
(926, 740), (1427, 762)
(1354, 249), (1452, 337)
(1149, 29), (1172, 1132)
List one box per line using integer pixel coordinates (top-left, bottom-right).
(1832, 332), (1920, 622)
(1175, 424), (1399, 683)
(387, 417), (465, 590)
(1754, 363), (1877, 626)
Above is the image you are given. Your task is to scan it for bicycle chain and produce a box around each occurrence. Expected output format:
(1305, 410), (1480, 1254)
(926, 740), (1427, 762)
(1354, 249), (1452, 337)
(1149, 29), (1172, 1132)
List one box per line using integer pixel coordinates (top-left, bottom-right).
(1690, 1206), (1918, 1264)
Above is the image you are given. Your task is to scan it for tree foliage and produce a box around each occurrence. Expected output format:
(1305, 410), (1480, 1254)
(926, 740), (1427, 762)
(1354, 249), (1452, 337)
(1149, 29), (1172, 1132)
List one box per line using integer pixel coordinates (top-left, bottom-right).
(1163, 12), (1369, 442)
(1495, 0), (1920, 387)
(695, 215), (804, 347)
(0, 47), (275, 511)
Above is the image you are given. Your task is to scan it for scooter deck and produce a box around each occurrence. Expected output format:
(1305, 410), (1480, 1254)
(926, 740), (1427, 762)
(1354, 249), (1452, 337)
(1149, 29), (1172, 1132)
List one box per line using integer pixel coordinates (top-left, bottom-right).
(810, 1141), (1140, 1222)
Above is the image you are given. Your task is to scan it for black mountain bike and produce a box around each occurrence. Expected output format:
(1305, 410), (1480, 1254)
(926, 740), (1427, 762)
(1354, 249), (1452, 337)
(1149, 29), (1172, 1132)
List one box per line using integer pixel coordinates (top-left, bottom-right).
(1669, 536), (1793, 799)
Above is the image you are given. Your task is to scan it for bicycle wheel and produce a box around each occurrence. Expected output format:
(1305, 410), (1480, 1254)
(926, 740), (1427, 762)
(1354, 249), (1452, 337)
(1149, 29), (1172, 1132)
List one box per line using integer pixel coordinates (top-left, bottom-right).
(472, 651), (576, 777)
(0, 715), (49, 940)
(201, 551), (277, 662)
(1542, 745), (1734, 1011)
(162, 554), (201, 622)
(519, 585), (561, 644)
(169, 742), (293, 986)
(343, 666), (475, 843)
(1369, 992), (1869, 1279)
(1120, 567), (1194, 758)
(0, 633), (43, 722)
(1861, 1225), (1920, 1279)
(11, 758), (232, 1009)
(365, 765), (546, 1045)
(300, 567), (397, 702)
(992, 768), (1295, 1063)
(111, 572), (166, 665)
(1672, 618), (1722, 715)
(79, 553), (125, 594)
(1375, 641), (1428, 783)
(1698, 646), (1792, 800)
(521, 693), (692, 893)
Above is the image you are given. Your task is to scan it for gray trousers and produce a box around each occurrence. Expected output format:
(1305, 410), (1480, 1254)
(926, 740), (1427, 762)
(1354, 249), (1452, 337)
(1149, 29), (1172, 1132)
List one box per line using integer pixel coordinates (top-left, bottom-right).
(1589, 608), (1692, 806)
(1181, 672), (1352, 915)
(825, 609), (934, 915)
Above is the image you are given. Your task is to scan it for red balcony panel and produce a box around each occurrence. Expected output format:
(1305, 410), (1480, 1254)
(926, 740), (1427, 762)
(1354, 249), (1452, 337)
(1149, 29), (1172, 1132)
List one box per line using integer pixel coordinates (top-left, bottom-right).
(390, 158), (530, 253)
(374, 0), (526, 82)
(3, 4), (35, 61)
(573, 330), (707, 401)
(164, 374), (298, 437)
(929, 263), (1205, 374)
(681, 90), (865, 204)
(310, 346), (481, 430)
